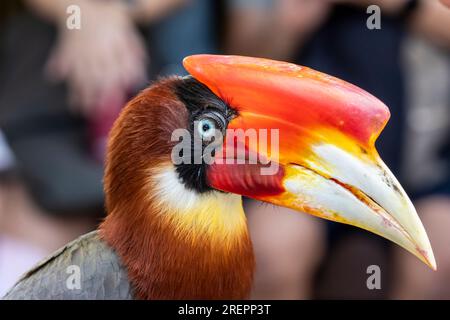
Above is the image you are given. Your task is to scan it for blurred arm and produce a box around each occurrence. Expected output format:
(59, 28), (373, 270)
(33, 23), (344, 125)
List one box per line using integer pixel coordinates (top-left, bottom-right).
(25, 0), (188, 25)
(124, 0), (188, 24)
(24, 0), (76, 24)
(226, 0), (331, 60)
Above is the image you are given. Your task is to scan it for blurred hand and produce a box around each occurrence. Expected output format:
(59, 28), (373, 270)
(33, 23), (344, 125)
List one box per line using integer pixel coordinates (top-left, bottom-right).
(46, 1), (147, 116)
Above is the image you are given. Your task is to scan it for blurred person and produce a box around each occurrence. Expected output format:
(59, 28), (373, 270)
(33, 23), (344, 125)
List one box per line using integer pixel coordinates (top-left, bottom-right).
(226, 0), (450, 299)
(391, 34), (450, 299)
(0, 0), (146, 295)
(0, 0), (218, 295)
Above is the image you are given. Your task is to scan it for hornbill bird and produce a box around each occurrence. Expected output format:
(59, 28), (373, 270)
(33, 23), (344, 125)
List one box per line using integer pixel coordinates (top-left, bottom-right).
(4, 55), (436, 300)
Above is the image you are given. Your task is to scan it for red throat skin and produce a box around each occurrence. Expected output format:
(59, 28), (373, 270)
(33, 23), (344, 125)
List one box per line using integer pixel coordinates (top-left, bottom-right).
(99, 80), (255, 300)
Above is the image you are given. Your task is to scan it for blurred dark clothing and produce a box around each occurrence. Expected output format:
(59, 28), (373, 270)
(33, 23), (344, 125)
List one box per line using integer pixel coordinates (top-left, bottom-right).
(0, 1), (218, 216)
(298, 5), (405, 178)
(0, 0), (23, 25)
(147, 0), (218, 76)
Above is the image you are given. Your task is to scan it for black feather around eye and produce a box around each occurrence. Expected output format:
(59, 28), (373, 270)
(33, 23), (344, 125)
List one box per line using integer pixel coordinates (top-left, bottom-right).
(172, 76), (237, 194)
(174, 76), (236, 123)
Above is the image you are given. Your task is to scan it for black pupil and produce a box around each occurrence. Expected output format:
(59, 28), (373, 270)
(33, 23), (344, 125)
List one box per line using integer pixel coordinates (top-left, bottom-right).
(202, 122), (211, 132)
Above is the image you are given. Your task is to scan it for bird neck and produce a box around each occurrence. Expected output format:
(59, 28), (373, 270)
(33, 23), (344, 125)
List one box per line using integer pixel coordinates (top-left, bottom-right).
(100, 168), (255, 300)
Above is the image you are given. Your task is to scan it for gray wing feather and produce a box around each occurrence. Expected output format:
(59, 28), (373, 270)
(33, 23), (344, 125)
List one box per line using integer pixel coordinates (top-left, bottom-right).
(2, 231), (134, 300)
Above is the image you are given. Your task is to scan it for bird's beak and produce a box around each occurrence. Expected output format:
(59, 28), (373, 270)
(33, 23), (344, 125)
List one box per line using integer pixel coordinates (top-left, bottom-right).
(183, 54), (436, 270)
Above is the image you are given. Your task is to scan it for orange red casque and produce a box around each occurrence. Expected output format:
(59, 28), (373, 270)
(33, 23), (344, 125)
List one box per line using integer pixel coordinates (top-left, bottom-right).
(183, 55), (391, 201)
(183, 55), (390, 146)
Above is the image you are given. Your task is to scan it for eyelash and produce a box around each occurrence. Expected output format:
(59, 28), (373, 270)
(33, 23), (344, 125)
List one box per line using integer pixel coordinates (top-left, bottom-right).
(194, 110), (227, 133)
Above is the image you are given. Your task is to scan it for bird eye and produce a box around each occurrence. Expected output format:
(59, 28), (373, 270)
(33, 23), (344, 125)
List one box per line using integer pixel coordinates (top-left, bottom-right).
(197, 118), (217, 139)
(194, 109), (227, 141)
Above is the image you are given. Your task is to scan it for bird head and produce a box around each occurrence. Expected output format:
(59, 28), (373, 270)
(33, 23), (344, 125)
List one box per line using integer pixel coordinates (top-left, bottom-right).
(104, 54), (436, 273)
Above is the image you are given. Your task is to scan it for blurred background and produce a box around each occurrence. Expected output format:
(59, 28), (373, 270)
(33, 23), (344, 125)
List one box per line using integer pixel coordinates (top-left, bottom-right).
(0, 0), (449, 299)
